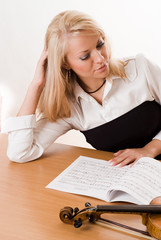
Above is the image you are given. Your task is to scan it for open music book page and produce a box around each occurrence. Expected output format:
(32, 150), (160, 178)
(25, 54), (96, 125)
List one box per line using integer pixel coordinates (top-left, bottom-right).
(46, 156), (161, 204)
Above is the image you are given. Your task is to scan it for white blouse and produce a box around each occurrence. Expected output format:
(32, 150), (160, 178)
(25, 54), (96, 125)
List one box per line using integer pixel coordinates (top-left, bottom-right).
(2, 54), (161, 163)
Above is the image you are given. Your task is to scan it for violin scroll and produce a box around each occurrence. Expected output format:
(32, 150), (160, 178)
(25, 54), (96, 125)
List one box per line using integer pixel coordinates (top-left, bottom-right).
(59, 206), (84, 227)
(59, 202), (98, 228)
(59, 206), (74, 224)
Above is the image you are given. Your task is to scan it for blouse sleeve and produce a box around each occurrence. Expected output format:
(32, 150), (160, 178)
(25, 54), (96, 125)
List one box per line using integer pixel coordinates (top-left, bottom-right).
(140, 55), (161, 141)
(2, 114), (72, 163)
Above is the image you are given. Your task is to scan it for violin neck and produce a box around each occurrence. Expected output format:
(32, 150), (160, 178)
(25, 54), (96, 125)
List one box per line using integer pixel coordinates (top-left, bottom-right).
(96, 204), (161, 214)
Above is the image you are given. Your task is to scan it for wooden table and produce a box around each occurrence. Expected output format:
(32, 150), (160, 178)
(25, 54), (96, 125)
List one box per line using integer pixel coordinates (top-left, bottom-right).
(0, 134), (151, 240)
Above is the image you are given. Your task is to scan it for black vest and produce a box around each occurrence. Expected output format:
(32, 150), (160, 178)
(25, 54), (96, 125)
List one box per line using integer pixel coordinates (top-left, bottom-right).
(81, 101), (161, 159)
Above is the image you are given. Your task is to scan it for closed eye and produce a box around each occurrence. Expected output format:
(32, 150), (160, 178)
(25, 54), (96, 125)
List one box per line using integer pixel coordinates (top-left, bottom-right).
(80, 40), (104, 61)
(96, 41), (104, 48)
(80, 53), (90, 61)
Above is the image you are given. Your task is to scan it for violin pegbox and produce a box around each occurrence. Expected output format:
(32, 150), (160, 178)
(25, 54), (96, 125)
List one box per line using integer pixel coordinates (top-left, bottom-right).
(59, 202), (97, 228)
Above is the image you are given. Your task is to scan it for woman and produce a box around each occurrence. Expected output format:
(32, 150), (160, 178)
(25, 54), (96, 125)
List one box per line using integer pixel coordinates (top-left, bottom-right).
(3, 10), (161, 166)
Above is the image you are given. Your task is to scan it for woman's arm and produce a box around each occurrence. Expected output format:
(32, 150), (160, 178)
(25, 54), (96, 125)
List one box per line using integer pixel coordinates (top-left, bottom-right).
(17, 49), (48, 116)
(109, 55), (161, 167)
(3, 49), (70, 163)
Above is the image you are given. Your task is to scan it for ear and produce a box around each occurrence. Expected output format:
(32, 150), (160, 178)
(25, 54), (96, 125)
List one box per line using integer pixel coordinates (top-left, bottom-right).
(63, 62), (71, 70)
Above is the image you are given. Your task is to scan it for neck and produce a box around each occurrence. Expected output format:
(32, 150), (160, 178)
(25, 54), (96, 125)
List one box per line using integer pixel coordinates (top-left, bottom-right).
(84, 79), (106, 94)
(97, 204), (161, 213)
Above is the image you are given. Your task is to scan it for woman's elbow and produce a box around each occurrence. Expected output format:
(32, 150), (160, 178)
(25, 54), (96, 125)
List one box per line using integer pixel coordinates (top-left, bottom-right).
(7, 151), (30, 163)
(7, 144), (44, 163)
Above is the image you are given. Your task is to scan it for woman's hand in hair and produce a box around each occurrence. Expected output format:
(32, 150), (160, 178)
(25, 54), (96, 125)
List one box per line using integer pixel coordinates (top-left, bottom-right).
(109, 139), (161, 167)
(17, 49), (48, 116)
(32, 49), (48, 90)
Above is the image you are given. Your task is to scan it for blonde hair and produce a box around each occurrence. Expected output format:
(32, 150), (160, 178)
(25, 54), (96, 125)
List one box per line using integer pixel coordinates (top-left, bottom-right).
(38, 10), (127, 121)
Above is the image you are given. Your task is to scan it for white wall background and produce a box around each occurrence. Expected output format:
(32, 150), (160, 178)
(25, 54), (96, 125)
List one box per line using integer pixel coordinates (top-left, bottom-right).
(0, 0), (161, 147)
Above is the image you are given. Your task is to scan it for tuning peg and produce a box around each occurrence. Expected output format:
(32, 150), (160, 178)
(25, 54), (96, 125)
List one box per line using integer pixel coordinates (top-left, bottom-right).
(88, 214), (95, 223)
(85, 202), (91, 207)
(74, 218), (82, 228)
(74, 207), (79, 214)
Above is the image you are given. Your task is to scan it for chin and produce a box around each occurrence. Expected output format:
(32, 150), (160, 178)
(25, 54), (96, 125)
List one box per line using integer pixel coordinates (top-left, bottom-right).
(99, 71), (109, 79)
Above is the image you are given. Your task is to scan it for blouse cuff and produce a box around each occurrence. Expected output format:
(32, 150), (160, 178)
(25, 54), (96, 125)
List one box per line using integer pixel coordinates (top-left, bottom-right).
(153, 131), (161, 141)
(1, 114), (36, 133)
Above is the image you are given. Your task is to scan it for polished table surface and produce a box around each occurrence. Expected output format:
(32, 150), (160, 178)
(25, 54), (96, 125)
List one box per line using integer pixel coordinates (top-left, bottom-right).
(0, 134), (152, 240)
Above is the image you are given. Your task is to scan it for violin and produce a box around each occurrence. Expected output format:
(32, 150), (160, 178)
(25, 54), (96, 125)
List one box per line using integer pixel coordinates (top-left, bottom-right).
(60, 197), (161, 240)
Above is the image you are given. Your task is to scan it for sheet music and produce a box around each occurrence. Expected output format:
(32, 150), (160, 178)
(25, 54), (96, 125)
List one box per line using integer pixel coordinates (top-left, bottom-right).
(108, 157), (161, 204)
(46, 156), (161, 204)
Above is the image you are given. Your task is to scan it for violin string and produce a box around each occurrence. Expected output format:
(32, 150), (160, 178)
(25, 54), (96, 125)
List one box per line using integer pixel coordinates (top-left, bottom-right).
(98, 217), (155, 239)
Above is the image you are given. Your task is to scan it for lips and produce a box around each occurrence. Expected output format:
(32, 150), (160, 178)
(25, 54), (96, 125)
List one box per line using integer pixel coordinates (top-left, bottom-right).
(95, 64), (107, 72)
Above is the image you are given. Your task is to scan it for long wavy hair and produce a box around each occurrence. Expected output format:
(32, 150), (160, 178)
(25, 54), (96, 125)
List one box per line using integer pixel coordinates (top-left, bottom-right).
(38, 10), (127, 121)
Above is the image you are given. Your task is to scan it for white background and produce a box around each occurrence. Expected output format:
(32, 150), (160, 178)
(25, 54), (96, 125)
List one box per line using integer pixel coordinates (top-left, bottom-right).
(0, 0), (161, 147)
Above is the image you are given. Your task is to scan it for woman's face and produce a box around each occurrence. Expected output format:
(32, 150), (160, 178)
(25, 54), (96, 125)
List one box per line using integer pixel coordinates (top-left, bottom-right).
(66, 31), (109, 85)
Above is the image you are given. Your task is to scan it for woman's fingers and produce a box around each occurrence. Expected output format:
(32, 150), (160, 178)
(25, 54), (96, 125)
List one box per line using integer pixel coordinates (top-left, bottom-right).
(32, 49), (48, 88)
(38, 49), (48, 66)
(109, 149), (142, 167)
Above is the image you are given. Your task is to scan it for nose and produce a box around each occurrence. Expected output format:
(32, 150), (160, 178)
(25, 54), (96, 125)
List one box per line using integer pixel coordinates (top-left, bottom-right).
(92, 50), (104, 63)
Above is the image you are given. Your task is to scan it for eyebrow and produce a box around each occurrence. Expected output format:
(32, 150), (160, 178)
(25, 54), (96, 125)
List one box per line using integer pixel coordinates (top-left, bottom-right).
(79, 49), (89, 54)
(78, 38), (102, 54)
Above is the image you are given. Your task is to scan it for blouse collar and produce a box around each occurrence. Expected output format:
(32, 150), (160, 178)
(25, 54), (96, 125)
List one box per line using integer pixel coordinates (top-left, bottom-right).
(74, 57), (137, 103)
